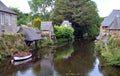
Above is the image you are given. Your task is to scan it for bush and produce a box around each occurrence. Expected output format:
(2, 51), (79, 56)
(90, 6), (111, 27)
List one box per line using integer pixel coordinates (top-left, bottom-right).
(95, 35), (120, 66)
(95, 40), (104, 55)
(54, 25), (74, 42)
(0, 33), (29, 57)
(33, 18), (41, 29)
(39, 38), (54, 48)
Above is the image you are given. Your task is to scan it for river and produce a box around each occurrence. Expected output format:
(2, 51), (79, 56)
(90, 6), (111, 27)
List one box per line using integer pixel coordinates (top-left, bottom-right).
(0, 41), (120, 76)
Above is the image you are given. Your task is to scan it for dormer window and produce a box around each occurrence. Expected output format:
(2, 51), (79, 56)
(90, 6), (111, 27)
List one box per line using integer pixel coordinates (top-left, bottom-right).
(0, 13), (5, 25)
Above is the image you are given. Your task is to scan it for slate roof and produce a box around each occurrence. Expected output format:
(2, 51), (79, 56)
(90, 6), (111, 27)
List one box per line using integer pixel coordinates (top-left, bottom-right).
(0, 1), (17, 15)
(41, 21), (53, 31)
(18, 27), (40, 41)
(34, 28), (41, 33)
(101, 10), (120, 26)
(61, 20), (71, 27)
(108, 16), (120, 30)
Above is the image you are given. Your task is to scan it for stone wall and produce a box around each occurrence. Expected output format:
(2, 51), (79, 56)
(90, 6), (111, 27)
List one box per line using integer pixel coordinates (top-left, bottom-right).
(109, 30), (120, 38)
(0, 12), (17, 36)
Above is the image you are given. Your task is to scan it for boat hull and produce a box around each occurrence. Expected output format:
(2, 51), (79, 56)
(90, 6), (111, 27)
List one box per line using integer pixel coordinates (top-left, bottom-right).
(13, 58), (32, 65)
(13, 54), (32, 61)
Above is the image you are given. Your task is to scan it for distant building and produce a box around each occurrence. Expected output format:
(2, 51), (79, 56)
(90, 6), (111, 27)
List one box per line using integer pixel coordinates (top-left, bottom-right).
(18, 26), (41, 46)
(107, 16), (120, 38)
(41, 21), (55, 39)
(0, 1), (17, 36)
(100, 10), (120, 38)
(61, 20), (71, 27)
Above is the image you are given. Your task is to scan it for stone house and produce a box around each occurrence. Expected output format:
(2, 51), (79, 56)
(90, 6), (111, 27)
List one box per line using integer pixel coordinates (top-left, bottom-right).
(61, 20), (71, 27)
(100, 10), (120, 38)
(41, 21), (55, 39)
(0, 1), (17, 36)
(107, 16), (120, 38)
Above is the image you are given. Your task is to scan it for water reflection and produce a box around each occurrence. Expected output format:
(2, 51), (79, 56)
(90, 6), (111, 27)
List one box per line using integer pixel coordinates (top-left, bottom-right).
(100, 65), (120, 76)
(0, 41), (120, 76)
(16, 68), (35, 76)
(54, 41), (95, 76)
(54, 44), (74, 60)
(88, 58), (103, 76)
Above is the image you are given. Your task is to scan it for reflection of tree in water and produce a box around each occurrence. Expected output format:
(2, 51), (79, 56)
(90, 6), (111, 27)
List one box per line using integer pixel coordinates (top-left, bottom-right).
(32, 62), (41, 76)
(100, 66), (120, 76)
(54, 44), (74, 60)
(54, 41), (95, 76)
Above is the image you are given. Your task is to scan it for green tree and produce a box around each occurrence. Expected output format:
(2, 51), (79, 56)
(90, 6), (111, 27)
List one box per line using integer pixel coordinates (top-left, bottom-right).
(10, 7), (27, 26)
(28, 0), (55, 20)
(33, 18), (41, 29)
(51, 0), (100, 39)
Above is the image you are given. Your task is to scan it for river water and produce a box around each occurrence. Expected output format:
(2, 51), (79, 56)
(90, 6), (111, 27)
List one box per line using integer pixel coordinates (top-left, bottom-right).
(0, 41), (120, 76)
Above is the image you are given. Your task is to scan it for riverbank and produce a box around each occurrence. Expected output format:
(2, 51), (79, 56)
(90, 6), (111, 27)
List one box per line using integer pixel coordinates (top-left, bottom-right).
(95, 35), (120, 66)
(0, 33), (73, 61)
(0, 34), (30, 60)
(0, 41), (98, 76)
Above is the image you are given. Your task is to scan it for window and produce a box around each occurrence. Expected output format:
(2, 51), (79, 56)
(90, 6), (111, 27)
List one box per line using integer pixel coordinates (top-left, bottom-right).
(8, 15), (12, 25)
(0, 13), (5, 25)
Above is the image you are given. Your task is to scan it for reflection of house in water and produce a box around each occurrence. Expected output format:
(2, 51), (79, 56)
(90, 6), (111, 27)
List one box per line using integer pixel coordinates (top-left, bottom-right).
(54, 44), (74, 60)
(40, 53), (54, 76)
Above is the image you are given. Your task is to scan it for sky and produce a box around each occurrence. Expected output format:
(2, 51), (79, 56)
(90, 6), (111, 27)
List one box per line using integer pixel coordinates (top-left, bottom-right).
(1, 0), (120, 17)
(1, 0), (31, 13)
(92, 0), (120, 17)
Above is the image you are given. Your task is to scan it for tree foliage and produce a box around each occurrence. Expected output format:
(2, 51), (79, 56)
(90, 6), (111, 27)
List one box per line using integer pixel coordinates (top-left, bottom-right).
(51, 0), (100, 39)
(33, 18), (41, 29)
(28, 0), (55, 20)
(10, 7), (27, 26)
(54, 25), (74, 40)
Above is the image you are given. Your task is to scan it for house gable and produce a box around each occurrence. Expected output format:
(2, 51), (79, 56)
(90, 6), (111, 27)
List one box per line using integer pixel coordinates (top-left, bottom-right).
(108, 16), (120, 30)
(101, 10), (120, 27)
(41, 21), (54, 38)
(0, 1), (17, 15)
(41, 21), (53, 31)
(61, 20), (71, 27)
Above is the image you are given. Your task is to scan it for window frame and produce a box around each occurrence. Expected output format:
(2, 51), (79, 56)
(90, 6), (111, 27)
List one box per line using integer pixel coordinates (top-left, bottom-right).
(0, 13), (5, 25)
(8, 14), (12, 26)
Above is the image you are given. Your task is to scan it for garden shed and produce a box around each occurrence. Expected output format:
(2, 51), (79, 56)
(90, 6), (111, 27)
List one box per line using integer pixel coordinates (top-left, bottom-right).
(18, 26), (41, 46)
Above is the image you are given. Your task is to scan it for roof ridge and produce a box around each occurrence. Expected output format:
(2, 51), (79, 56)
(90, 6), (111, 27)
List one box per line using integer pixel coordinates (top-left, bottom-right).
(0, 1), (17, 14)
(101, 9), (120, 26)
